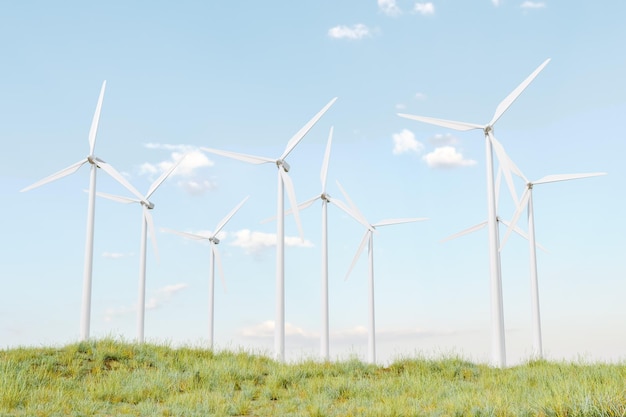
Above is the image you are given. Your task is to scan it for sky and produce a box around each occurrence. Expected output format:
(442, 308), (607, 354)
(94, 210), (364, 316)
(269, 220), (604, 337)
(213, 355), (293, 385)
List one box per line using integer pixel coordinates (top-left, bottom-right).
(1, 0), (625, 366)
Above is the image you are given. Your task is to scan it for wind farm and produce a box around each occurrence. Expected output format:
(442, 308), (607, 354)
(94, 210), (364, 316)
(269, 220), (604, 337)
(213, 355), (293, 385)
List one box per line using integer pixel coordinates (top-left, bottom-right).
(2, 1), (624, 372)
(9, 63), (612, 368)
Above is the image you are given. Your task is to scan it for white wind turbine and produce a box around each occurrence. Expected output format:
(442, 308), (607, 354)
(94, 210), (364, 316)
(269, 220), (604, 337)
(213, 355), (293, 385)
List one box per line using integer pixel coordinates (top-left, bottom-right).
(337, 181), (427, 364)
(275, 127), (362, 361)
(441, 164), (547, 249)
(96, 154), (187, 343)
(398, 58), (550, 367)
(163, 196), (249, 349)
(20, 81), (142, 341)
(201, 97), (337, 362)
(500, 170), (606, 358)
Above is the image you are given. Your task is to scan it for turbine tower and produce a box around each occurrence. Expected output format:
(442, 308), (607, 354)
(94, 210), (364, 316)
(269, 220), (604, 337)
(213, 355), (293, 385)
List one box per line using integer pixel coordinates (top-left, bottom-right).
(398, 59), (550, 367)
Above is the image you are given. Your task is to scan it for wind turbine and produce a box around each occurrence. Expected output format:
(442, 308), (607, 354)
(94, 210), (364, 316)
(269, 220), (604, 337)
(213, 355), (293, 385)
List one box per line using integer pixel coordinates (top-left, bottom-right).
(398, 59), (550, 367)
(442, 165), (547, 249)
(96, 154), (187, 343)
(337, 181), (427, 364)
(20, 81), (143, 341)
(201, 97), (337, 362)
(163, 196), (249, 349)
(500, 170), (606, 358)
(274, 127), (361, 361)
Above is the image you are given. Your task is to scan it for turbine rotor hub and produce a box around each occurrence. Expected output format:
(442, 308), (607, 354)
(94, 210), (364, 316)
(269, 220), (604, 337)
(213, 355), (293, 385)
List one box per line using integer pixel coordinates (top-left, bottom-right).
(142, 201), (155, 210)
(87, 155), (97, 165)
(321, 193), (330, 202)
(210, 236), (220, 245)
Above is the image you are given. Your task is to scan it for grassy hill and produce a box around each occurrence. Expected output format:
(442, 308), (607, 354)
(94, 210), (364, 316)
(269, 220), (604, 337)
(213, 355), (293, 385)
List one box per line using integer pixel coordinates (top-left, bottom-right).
(1, 338), (625, 416)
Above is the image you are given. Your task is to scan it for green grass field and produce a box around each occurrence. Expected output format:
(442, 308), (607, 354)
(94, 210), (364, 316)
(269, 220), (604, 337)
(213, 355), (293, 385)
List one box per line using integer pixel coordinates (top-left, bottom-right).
(1, 338), (625, 416)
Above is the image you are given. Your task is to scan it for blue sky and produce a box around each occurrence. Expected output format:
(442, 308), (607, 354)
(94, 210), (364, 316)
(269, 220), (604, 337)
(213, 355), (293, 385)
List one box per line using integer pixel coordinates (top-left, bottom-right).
(1, 0), (624, 365)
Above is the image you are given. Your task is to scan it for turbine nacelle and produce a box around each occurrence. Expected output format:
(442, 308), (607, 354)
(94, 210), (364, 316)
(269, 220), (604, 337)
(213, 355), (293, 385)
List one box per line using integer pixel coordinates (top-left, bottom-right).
(141, 200), (155, 210)
(209, 236), (220, 245)
(321, 193), (330, 202)
(277, 159), (290, 172)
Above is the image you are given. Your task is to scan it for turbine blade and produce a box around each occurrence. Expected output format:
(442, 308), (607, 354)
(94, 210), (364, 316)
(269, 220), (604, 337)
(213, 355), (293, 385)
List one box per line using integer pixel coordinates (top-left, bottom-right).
(321, 126), (333, 194)
(499, 218), (548, 253)
(201, 147), (275, 165)
(89, 81), (106, 155)
(329, 197), (369, 229)
(96, 191), (139, 204)
(335, 180), (372, 229)
(281, 97), (338, 160)
(280, 167), (304, 240)
(488, 132), (519, 205)
(20, 159), (88, 192)
(489, 132), (527, 181)
(95, 158), (146, 201)
(500, 188), (531, 251)
(144, 206), (159, 262)
(212, 244), (227, 293)
(489, 58), (551, 126)
(297, 195), (321, 212)
(146, 152), (188, 199)
(346, 230), (370, 281)
(373, 218), (428, 227)
(213, 196), (249, 237)
(440, 221), (487, 243)
(260, 195), (319, 224)
(397, 113), (484, 131)
(533, 172), (607, 185)
(161, 227), (208, 241)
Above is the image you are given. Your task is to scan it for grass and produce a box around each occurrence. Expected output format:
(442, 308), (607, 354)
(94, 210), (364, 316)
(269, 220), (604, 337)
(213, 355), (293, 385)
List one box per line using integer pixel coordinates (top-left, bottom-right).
(1, 338), (625, 416)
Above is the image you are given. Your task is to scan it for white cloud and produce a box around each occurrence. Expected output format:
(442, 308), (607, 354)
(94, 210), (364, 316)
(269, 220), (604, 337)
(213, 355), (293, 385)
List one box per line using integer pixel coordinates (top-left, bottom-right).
(521, 1), (546, 9)
(328, 24), (371, 40)
(395, 103), (407, 110)
(229, 229), (314, 255)
(329, 325), (456, 343)
(177, 178), (217, 195)
(392, 129), (424, 155)
(104, 283), (188, 322)
(429, 133), (458, 146)
(141, 144), (215, 195)
(140, 149), (213, 178)
(332, 326), (368, 340)
(102, 252), (132, 259)
(240, 320), (317, 339)
(378, 0), (402, 16)
(422, 146), (477, 168)
(492, 0), (501, 6)
(413, 2), (435, 15)
(145, 283), (189, 310)
(415, 92), (427, 100)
